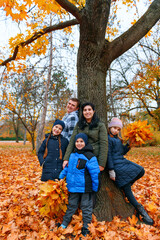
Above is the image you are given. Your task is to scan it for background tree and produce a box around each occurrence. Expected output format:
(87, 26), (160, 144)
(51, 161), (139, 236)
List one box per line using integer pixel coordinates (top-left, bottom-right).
(1, 69), (43, 150)
(0, 0), (160, 221)
(107, 22), (160, 126)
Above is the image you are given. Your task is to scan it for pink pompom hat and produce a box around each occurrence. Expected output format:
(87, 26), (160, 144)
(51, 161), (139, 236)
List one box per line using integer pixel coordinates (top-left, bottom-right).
(108, 117), (123, 129)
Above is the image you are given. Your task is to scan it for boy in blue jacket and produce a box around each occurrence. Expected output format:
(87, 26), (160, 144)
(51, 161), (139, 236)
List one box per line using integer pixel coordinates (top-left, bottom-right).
(59, 133), (100, 237)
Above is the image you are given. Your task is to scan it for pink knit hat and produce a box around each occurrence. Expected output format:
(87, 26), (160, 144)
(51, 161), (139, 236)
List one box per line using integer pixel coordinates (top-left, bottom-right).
(108, 117), (123, 129)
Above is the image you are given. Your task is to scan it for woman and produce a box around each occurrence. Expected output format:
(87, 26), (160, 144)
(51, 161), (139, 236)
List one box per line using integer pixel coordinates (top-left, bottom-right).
(38, 119), (69, 181)
(63, 102), (108, 171)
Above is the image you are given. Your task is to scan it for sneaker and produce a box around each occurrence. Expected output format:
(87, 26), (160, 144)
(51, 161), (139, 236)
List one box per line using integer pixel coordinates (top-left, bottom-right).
(81, 227), (89, 236)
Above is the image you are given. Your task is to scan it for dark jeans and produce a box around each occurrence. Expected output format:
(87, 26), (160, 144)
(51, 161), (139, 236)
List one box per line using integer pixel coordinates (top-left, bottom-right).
(62, 192), (93, 229)
(121, 168), (145, 208)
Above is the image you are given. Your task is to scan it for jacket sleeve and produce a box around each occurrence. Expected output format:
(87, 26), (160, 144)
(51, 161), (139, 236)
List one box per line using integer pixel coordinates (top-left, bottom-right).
(107, 138), (114, 170)
(59, 166), (68, 179)
(86, 156), (100, 192)
(37, 139), (46, 166)
(123, 143), (130, 155)
(63, 137), (69, 153)
(63, 124), (79, 161)
(98, 123), (108, 168)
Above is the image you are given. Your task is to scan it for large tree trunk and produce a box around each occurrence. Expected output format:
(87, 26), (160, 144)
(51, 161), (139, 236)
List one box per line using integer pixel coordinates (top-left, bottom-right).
(77, 0), (135, 221)
(78, 43), (135, 220)
(94, 171), (134, 221)
(77, 0), (110, 123)
(77, 43), (108, 123)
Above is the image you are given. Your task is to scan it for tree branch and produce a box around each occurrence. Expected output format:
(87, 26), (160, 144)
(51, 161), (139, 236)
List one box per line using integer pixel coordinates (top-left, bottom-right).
(55, 0), (82, 21)
(105, 0), (160, 63)
(139, 43), (160, 56)
(126, 106), (157, 112)
(0, 18), (79, 67)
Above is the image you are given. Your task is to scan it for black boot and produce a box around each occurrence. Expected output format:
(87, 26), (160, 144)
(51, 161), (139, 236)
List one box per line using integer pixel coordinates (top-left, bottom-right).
(136, 203), (154, 225)
(81, 226), (89, 236)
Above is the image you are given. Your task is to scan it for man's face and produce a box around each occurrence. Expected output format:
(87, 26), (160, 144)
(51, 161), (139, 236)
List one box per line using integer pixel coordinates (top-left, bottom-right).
(66, 100), (78, 113)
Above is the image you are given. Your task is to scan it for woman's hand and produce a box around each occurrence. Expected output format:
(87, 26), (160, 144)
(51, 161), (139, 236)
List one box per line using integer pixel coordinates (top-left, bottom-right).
(63, 160), (68, 169)
(99, 166), (104, 171)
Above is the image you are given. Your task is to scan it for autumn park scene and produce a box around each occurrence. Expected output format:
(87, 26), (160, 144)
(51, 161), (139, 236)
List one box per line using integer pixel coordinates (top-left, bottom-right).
(0, 0), (160, 239)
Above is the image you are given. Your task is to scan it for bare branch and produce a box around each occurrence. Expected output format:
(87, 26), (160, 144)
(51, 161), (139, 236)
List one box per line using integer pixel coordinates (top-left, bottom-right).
(0, 19), (79, 67)
(55, 0), (82, 21)
(139, 43), (160, 56)
(105, 0), (160, 63)
(126, 106), (157, 112)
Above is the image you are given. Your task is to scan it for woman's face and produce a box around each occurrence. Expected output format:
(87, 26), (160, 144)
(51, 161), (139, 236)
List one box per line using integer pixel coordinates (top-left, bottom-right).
(110, 126), (121, 136)
(83, 105), (95, 123)
(52, 124), (63, 136)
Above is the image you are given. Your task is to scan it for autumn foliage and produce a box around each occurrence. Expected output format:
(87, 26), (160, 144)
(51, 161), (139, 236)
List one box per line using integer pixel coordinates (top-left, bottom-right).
(0, 142), (160, 239)
(122, 120), (153, 146)
(36, 179), (68, 221)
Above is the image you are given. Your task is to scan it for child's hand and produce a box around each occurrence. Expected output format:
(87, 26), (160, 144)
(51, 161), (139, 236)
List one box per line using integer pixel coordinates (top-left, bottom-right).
(63, 160), (68, 169)
(99, 166), (104, 171)
(109, 170), (116, 181)
(127, 138), (134, 147)
(42, 161), (45, 167)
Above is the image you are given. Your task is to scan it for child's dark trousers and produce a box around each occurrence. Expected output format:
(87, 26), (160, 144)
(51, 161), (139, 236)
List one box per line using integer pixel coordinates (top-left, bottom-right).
(62, 192), (93, 229)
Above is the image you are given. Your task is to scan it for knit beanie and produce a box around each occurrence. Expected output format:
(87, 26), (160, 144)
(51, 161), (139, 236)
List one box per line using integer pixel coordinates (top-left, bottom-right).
(108, 117), (123, 129)
(75, 133), (88, 145)
(53, 119), (65, 130)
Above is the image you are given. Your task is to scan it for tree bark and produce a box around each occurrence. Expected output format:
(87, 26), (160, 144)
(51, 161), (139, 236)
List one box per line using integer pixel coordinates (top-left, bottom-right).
(93, 171), (134, 221)
(12, 113), (20, 143)
(77, 0), (111, 123)
(77, 0), (135, 221)
(36, 28), (53, 154)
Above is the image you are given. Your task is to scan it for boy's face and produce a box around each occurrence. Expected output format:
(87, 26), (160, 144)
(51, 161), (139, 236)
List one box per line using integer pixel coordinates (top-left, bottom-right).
(52, 124), (63, 136)
(75, 138), (85, 150)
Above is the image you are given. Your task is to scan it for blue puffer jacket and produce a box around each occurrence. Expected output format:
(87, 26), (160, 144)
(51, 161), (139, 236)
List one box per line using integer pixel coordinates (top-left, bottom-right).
(38, 133), (68, 181)
(107, 134), (144, 188)
(59, 144), (100, 193)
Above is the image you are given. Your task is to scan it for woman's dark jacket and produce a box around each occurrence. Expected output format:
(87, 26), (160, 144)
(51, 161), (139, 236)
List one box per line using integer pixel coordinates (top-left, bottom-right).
(59, 144), (100, 193)
(38, 133), (68, 181)
(63, 122), (108, 168)
(107, 134), (144, 188)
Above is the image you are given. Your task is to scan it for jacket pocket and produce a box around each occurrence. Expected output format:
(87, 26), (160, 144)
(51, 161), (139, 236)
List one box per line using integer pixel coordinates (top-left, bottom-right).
(77, 158), (87, 169)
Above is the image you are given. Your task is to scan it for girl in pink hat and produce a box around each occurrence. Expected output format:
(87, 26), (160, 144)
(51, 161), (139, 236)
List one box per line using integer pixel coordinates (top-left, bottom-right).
(107, 117), (153, 225)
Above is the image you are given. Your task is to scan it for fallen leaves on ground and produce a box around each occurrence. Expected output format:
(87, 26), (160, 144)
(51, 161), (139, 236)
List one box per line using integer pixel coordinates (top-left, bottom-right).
(0, 142), (160, 239)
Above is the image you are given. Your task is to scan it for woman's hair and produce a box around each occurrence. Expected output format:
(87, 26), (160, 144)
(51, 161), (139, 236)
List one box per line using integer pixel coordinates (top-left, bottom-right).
(43, 130), (62, 160)
(78, 102), (99, 130)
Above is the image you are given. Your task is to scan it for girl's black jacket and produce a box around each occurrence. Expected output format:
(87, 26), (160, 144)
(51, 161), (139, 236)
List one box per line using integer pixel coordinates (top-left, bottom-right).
(38, 133), (68, 181)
